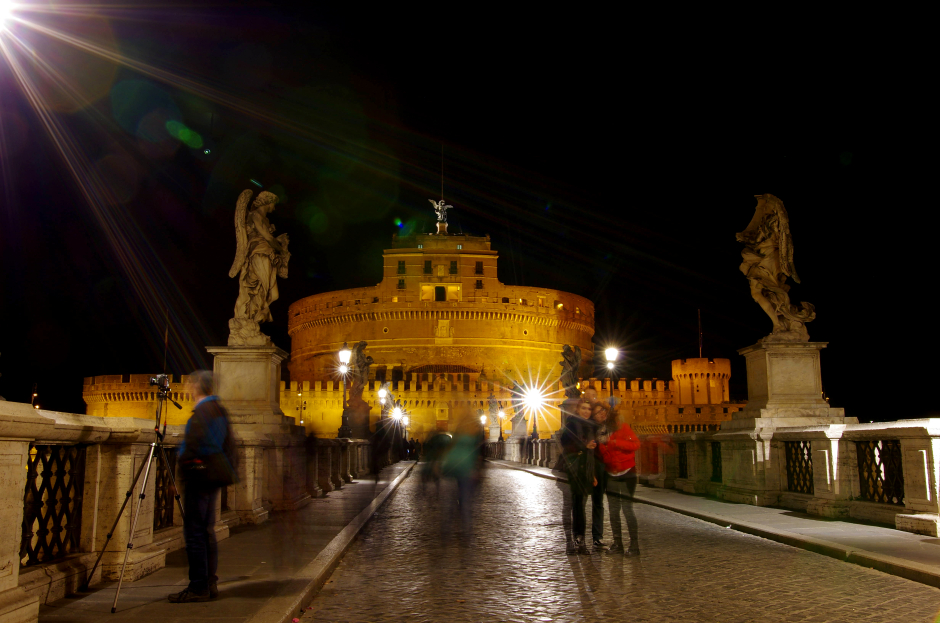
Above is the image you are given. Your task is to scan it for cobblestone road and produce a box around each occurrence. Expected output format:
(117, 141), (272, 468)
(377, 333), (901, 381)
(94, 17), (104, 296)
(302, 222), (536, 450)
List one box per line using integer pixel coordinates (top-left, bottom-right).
(306, 464), (940, 622)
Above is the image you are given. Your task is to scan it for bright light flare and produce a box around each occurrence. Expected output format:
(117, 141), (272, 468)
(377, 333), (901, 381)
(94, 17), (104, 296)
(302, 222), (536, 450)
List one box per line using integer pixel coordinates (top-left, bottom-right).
(338, 342), (351, 364)
(605, 347), (619, 362)
(338, 364), (349, 375)
(402, 416), (409, 426)
(523, 387), (545, 411)
(0, 0), (15, 28)
(391, 407), (403, 419)
(378, 387), (387, 399)
(607, 362), (615, 370)
(498, 410), (505, 418)
(480, 415), (487, 425)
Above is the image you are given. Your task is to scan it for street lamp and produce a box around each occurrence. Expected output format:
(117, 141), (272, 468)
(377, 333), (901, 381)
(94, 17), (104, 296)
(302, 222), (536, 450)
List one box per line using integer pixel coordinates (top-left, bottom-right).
(498, 408), (505, 441)
(523, 387), (544, 440)
(337, 342), (353, 438)
(605, 347), (619, 404)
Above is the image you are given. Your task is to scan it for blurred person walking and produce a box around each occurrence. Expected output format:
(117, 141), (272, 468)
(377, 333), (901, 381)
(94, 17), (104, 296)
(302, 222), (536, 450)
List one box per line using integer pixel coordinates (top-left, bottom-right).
(169, 370), (236, 603)
(561, 398), (599, 554)
(442, 408), (485, 533)
(594, 403), (642, 556)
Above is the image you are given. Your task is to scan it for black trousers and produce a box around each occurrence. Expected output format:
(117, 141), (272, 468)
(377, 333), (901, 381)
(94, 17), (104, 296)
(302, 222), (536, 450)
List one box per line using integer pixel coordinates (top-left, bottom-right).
(183, 479), (219, 592)
(570, 473), (605, 540)
(606, 469), (638, 546)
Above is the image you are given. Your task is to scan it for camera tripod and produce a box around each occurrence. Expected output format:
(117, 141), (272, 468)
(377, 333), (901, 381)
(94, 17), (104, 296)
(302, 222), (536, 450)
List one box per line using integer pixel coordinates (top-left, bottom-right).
(81, 377), (186, 613)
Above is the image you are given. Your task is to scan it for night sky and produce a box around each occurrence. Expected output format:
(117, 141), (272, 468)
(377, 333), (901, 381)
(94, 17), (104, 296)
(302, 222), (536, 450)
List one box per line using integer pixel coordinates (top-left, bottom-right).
(0, 5), (933, 422)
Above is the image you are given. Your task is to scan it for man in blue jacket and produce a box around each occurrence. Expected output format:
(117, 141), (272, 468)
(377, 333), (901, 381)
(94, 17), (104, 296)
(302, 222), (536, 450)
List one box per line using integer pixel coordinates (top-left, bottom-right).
(169, 370), (234, 603)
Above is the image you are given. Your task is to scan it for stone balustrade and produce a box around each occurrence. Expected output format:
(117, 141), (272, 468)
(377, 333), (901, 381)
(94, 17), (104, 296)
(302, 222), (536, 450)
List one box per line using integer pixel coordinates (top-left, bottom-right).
(486, 418), (940, 538)
(0, 400), (373, 622)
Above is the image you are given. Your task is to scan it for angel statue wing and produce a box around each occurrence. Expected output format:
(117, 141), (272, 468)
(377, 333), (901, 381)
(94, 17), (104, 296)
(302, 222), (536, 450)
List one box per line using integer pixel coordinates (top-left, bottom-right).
(770, 195), (800, 284)
(228, 189), (253, 278)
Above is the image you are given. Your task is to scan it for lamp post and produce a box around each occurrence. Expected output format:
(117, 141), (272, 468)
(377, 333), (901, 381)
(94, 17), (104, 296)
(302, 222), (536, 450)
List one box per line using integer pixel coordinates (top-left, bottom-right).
(605, 347), (619, 405)
(498, 407), (505, 441)
(337, 342), (353, 438)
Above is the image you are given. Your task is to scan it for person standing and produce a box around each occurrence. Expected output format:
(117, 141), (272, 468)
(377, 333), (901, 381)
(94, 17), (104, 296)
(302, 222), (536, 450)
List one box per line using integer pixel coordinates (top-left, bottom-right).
(560, 399), (598, 554)
(595, 403), (641, 556)
(169, 370), (235, 603)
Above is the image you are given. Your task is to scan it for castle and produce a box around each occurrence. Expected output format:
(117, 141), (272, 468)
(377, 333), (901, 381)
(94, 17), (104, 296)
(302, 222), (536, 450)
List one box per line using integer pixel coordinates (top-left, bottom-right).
(84, 223), (744, 437)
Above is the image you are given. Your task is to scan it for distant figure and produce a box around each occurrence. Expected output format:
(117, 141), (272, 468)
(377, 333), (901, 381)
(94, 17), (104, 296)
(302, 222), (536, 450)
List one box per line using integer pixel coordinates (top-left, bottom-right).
(442, 408), (485, 533)
(560, 398), (599, 555)
(595, 403), (641, 556)
(421, 431), (452, 492)
(170, 370), (235, 603)
(414, 438), (423, 461)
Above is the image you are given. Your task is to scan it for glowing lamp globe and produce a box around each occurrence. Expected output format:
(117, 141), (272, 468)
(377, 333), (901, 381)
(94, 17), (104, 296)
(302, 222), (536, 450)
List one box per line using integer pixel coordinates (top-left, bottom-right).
(402, 416), (409, 426)
(338, 364), (349, 375)
(392, 407), (403, 419)
(498, 410), (505, 418)
(338, 342), (352, 364)
(605, 347), (619, 362)
(378, 387), (387, 399)
(480, 415), (487, 425)
(523, 388), (544, 410)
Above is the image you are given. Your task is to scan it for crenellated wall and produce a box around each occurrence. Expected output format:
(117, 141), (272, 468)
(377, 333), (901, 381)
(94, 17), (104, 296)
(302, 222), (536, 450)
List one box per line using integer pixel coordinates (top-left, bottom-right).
(83, 374), (195, 425)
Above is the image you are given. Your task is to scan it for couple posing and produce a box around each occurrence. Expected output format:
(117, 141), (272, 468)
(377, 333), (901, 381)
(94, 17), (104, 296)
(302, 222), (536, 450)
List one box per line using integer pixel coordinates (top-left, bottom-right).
(560, 388), (641, 556)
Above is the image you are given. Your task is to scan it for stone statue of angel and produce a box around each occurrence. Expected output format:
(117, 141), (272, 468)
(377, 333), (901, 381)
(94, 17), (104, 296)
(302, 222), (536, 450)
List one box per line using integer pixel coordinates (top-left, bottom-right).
(559, 344), (582, 399)
(736, 193), (815, 342)
(429, 199), (452, 223)
(228, 189), (291, 346)
(348, 341), (374, 403)
(487, 393), (499, 426)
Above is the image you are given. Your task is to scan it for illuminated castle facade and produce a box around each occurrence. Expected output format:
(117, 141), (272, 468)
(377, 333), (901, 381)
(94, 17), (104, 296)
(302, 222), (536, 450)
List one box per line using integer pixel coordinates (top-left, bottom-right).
(83, 228), (745, 437)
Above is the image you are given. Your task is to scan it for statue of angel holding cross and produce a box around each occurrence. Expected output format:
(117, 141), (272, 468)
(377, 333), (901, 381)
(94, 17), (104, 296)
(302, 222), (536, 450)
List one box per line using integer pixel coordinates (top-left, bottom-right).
(227, 189), (291, 346)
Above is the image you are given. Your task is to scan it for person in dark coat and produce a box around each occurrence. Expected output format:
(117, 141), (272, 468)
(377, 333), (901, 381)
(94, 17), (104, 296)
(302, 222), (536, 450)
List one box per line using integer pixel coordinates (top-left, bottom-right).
(560, 398), (599, 554)
(169, 370), (234, 603)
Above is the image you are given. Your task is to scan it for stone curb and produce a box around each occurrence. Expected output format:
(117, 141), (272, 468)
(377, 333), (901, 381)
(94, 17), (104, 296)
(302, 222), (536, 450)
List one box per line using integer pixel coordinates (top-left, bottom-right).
(246, 462), (416, 623)
(487, 459), (940, 591)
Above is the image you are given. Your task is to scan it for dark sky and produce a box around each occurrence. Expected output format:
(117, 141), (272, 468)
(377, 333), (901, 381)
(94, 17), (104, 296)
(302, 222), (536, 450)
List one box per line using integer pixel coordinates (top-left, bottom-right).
(0, 5), (933, 422)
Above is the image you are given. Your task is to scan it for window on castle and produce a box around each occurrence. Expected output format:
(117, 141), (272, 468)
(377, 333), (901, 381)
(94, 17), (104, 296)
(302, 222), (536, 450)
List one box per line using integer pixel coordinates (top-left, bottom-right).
(723, 408), (728, 413)
(373, 297), (379, 303)
(449, 261), (458, 274)
(695, 407), (702, 414)
(538, 298), (544, 307)
(555, 301), (562, 309)
(575, 307), (581, 314)
(678, 408), (685, 414)
(502, 297), (509, 303)
(457, 244), (462, 249)
(397, 279), (405, 289)
(475, 280), (483, 289)
(435, 286), (446, 301)
(391, 296), (398, 302)
(417, 244), (423, 248)
(475, 261), (483, 275)
(355, 299), (360, 305)
(424, 260), (432, 274)
(397, 261), (406, 274)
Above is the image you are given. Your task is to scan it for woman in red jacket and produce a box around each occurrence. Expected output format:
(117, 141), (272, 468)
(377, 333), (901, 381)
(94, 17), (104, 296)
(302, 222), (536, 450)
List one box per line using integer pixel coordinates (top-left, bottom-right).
(593, 403), (641, 556)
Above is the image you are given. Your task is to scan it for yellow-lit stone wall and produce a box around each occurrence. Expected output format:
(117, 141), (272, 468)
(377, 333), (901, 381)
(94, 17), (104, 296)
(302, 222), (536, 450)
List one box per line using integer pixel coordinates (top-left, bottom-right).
(287, 232), (596, 387)
(83, 374), (196, 426)
(82, 368), (745, 439)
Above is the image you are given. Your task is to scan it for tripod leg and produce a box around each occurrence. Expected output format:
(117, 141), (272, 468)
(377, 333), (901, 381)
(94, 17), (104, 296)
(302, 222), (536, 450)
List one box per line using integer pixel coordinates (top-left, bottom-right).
(157, 443), (185, 521)
(80, 449), (150, 591)
(111, 443), (158, 614)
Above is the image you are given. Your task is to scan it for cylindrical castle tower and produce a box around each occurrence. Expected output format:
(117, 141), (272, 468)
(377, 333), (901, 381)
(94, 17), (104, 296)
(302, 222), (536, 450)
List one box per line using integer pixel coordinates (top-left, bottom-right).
(670, 358), (731, 405)
(288, 232), (594, 384)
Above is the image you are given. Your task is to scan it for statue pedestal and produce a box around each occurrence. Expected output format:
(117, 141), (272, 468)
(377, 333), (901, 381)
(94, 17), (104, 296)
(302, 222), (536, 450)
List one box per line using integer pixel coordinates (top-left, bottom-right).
(735, 341), (837, 420)
(509, 415), (527, 439)
(342, 400), (372, 440)
(715, 340), (853, 506)
(488, 424), (501, 440)
(207, 345), (310, 523)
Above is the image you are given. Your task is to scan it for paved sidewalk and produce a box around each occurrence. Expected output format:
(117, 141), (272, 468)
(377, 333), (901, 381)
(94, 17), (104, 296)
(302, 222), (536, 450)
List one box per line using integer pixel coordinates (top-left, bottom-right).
(489, 459), (940, 589)
(39, 461), (415, 623)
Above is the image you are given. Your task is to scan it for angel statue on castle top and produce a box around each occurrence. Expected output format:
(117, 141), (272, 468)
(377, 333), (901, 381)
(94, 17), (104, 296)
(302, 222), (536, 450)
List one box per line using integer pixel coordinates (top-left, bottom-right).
(429, 199), (452, 223)
(228, 189), (291, 346)
(736, 193), (815, 342)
